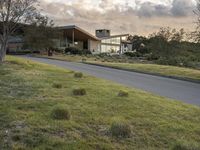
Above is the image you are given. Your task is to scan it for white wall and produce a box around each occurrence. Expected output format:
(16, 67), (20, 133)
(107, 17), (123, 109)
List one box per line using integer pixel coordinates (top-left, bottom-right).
(88, 40), (101, 53)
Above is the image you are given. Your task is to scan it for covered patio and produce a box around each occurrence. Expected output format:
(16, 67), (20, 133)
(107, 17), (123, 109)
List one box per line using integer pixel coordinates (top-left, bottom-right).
(58, 25), (100, 52)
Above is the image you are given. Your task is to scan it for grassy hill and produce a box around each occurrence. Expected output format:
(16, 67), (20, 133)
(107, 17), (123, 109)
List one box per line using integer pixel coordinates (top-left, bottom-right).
(0, 56), (200, 150)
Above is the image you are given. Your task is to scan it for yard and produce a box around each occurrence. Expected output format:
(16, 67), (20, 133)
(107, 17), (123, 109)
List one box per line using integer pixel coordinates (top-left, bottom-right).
(0, 56), (200, 149)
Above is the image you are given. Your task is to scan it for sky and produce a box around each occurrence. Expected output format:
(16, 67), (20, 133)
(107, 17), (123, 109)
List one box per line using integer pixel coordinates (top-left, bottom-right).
(40, 0), (198, 36)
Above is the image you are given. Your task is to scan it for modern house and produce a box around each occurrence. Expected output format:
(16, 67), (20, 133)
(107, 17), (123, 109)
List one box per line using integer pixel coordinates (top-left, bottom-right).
(57, 25), (131, 54)
(6, 25), (132, 54)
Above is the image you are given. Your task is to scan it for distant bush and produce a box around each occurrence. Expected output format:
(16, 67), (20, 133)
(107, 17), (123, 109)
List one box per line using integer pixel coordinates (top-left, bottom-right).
(82, 58), (87, 62)
(73, 88), (86, 96)
(155, 56), (195, 68)
(97, 53), (110, 58)
(172, 141), (200, 150)
(74, 72), (83, 78)
(118, 90), (129, 97)
(110, 119), (131, 138)
(124, 52), (142, 57)
(52, 83), (62, 89)
(146, 53), (160, 61)
(65, 47), (91, 55)
(51, 105), (71, 120)
(51, 47), (64, 53)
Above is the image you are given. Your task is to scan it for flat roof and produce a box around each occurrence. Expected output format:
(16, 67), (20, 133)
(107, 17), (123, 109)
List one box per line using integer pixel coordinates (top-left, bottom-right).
(58, 25), (100, 41)
(99, 34), (130, 40)
(58, 25), (129, 41)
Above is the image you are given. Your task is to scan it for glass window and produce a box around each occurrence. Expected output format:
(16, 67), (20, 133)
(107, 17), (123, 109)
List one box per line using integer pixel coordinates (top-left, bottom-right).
(102, 37), (121, 44)
(101, 45), (120, 53)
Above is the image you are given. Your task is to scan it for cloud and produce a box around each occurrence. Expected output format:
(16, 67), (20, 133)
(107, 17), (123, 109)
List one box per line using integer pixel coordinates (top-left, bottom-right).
(171, 0), (196, 16)
(137, 2), (170, 17)
(40, 0), (197, 35)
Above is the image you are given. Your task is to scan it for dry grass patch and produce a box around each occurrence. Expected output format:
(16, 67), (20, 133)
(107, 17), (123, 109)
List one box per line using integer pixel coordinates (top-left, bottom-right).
(51, 105), (71, 120)
(110, 118), (131, 138)
(72, 88), (86, 96)
(74, 72), (83, 78)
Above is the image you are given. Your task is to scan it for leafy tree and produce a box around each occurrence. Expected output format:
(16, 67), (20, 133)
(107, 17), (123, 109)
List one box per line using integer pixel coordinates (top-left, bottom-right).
(127, 35), (149, 54)
(24, 16), (59, 56)
(171, 28), (185, 42)
(0, 0), (38, 63)
(149, 27), (185, 42)
(193, 0), (200, 42)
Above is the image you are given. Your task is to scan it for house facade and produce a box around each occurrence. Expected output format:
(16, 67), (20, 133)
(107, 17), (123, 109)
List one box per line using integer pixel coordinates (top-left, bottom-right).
(6, 25), (132, 54)
(57, 25), (132, 54)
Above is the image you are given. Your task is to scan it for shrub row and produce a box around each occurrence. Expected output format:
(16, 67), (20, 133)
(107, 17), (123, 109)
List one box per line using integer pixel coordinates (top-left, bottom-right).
(65, 47), (91, 55)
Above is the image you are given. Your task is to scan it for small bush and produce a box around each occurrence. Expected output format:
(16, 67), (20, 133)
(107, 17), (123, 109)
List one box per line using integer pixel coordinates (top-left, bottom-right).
(65, 47), (91, 55)
(118, 90), (129, 97)
(73, 88), (86, 96)
(51, 105), (71, 120)
(74, 72), (83, 78)
(52, 83), (62, 89)
(65, 47), (81, 55)
(110, 119), (131, 138)
(82, 50), (92, 55)
(124, 52), (142, 57)
(172, 141), (200, 150)
(82, 58), (87, 62)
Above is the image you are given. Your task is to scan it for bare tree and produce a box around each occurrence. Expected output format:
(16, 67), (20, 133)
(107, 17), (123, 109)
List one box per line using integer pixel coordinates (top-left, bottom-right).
(0, 0), (38, 63)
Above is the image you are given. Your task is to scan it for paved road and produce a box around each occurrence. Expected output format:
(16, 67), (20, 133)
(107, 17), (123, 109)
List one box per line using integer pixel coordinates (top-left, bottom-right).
(23, 56), (200, 106)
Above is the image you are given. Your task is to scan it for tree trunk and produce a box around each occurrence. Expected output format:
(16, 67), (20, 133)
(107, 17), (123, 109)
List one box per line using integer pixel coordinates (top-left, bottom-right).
(0, 42), (7, 63)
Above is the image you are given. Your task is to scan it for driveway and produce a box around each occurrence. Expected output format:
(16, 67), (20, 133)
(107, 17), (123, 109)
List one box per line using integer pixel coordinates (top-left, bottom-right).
(22, 56), (200, 106)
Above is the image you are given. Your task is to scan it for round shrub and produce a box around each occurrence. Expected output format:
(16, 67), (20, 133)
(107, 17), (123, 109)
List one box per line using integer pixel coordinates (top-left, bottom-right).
(110, 120), (131, 138)
(51, 105), (71, 120)
(74, 72), (83, 78)
(52, 83), (62, 89)
(118, 90), (129, 97)
(73, 88), (86, 96)
(172, 141), (200, 150)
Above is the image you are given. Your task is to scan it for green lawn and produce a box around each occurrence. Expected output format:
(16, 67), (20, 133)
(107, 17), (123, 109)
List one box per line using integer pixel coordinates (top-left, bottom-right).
(87, 61), (200, 81)
(0, 56), (200, 150)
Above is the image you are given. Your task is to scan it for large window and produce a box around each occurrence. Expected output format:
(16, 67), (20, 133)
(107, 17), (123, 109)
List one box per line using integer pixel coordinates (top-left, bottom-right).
(101, 45), (120, 53)
(102, 37), (121, 44)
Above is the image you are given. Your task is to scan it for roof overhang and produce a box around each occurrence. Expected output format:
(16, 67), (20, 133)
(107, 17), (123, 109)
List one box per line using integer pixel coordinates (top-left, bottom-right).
(100, 34), (130, 40)
(58, 25), (100, 41)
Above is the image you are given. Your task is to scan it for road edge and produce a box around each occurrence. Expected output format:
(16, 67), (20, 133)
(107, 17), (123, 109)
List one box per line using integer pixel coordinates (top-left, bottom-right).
(84, 62), (200, 84)
(23, 55), (200, 84)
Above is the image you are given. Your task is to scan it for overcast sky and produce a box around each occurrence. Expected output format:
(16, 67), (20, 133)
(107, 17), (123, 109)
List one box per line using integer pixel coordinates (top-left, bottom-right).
(41, 0), (197, 36)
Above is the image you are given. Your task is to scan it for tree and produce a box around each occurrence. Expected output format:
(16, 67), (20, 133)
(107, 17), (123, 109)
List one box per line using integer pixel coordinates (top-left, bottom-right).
(149, 27), (185, 42)
(24, 16), (59, 56)
(0, 0), (38, 63)
(171, 28), (185, 42)
(193, 0), (200, 42)
(127, 35), (148, 54)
